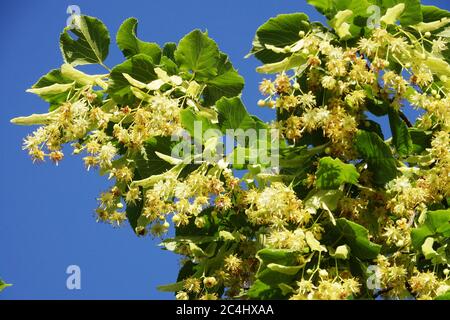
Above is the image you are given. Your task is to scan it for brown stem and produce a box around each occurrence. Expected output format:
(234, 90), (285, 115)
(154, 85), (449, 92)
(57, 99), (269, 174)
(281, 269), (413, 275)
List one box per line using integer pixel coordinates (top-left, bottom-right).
(399, 111), (413, 128)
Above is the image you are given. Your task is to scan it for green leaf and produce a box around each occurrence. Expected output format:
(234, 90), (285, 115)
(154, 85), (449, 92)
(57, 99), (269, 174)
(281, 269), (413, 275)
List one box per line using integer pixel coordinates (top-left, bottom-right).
(424, 210), (450, 235)
(309, 0), (420, 39)
(134, 136), (174, 179)
(382, 0), (422, 26)
(0, 279), (12, 292)
(307, 0), (373, 21)
(249, 248), (303, 298)
(157, 281), (185, 292)
(411, 225), (433, 250)
(380, 3), (406, 25)
(256, 55), (307, 74)
(355, 130), (398, 186)
(116, 17), (161, 63)
(306, 0), (335, 17)
(388, 109), (413, 156)
(279, 144), (324, 168)
(126, 196), (143, 233)
(108, 54), (157, 105)
(423, 56), (450, 78)
(27, 83), (74, 96)
(203, 53), (244, 106)
(32, 69), (74, 89)
(255, 249), (300, 288)
(435, 290), (450, 300)
(176, 260), (197, 283)
(180, 108), (220, 139)
(334, 0), (372, 18)
(421, 5), (450, 23)
(304, 189), (343, 214)
(330, 10), (354, 40)
(216, 97), (264, 132)
(163, 42), (177, 61)
(250, 13), (310, 64)
(188, 242), (210, 258)
(163, 236), (217, 248)
(278, 283), (294, 295)
(411, 209), (450, 249)
(247, 279), (283, 299)
(60, 15), (110, 66)
(218, 230), (237, 242)
(158, 56), (179, 75)
(308, 0), (374, 39)
(267, 263), (303, 275)
(304, 189), (342, 225)
(409, 129), (432, 154)
(61, 63), (107, 87)
(324, 218), (381, 260)
(315, 156), (359, 189)
(421, 237), (436, 260)
(28, 69), (75, 108)
(174, 30), (220, 81)
(421, 238), (448, 265)
(257, 248), (299, 267)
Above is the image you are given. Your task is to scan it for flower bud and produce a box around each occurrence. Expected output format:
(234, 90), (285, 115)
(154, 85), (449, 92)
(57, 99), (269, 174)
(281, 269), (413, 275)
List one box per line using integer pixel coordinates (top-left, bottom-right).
(267, 100), (276, 108)
(172, 214), (181, 224)
(203, 277), (218, 288)
(195, 216), (206, 228)
(176, 291), (189, 300)
(135, 226), (146, 236)
(319, 269), (329, 279)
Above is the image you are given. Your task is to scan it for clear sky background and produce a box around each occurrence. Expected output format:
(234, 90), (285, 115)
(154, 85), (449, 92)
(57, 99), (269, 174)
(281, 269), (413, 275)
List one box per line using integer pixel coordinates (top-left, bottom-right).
(0, 0), (448, 299)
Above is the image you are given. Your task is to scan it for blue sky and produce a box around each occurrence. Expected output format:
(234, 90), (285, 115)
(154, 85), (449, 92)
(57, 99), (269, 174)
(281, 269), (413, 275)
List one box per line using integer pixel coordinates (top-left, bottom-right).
(0, 0), (448, 299)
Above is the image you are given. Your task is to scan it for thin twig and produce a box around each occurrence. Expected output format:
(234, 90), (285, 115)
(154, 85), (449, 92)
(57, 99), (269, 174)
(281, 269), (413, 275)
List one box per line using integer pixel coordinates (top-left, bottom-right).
(399, 111), (413, 128)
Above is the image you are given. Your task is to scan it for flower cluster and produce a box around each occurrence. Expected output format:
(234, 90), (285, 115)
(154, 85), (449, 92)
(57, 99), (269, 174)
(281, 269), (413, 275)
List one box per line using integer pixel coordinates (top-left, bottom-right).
(244, 182), (310, 226)
(291, 273), (361, 300)
(252, 4), (450, 300)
